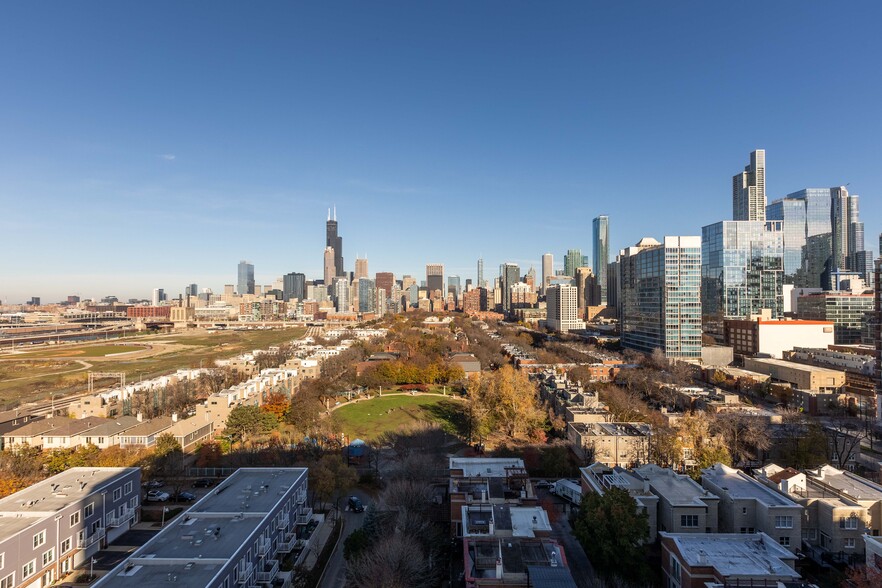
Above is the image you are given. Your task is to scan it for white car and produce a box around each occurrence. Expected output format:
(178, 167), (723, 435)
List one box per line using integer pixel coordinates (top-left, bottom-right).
(146, 490), (170, 502)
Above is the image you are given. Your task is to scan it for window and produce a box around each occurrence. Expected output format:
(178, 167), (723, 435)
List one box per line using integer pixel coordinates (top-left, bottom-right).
(840, 516), (859, 530)
(742, 507), (747, 515)
(124, 482), (133, 494)
(0, 573), (12, 588)
(113, 488), (122, 501)
(70, 511), (80, 527)
(669, 555), (681, 588)
(33, 531), (46, 549)
(84, 503), (94, 518)
(60, 538), (71, 554)
(22, 561), (35, 580)
(779, 536), (790, 547)
(844, 538), (856, 549)
(680, 515), (699, 528)
(775, 516), (793, 529)
(41, 549), (54, 567)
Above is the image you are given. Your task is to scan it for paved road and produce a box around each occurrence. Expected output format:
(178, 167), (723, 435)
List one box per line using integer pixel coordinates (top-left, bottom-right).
(539, 489), (598, 588)
(320, 489), (372, 588)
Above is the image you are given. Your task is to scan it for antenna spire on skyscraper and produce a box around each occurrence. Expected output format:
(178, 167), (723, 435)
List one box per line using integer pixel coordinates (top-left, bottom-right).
(333, 205), (337, 221)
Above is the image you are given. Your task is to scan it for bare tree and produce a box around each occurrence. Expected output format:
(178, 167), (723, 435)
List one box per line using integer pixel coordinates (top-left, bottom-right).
(714, 413), (772, 467)
(825, 417), (867, 470)
(346, 534), (431, 588)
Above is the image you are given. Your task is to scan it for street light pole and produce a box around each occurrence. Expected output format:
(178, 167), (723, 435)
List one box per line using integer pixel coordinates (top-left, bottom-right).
(161, 506), (169, 527)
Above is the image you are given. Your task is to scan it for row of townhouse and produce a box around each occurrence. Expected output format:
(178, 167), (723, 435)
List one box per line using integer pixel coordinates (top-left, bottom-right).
(93, 468), (319, 588)
(3, 412), (215, 453)
(448, 458), (578, 588)
(580, 462), (818, 587)
(756, 463), (882, 564)
(0, 467), (141, 588)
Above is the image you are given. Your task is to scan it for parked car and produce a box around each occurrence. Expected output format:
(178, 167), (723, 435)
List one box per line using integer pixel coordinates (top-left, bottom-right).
(143, 480), (165, 489)
(173, 491), (197, 502)
(146, 490), (170, 502)
(348, 496), (365, 513)
(192, 479), (214, 488)
(534, 480), (553, 489)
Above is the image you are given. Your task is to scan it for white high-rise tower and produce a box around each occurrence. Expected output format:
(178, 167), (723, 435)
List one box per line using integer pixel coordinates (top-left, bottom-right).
(733, 149), (766, 221)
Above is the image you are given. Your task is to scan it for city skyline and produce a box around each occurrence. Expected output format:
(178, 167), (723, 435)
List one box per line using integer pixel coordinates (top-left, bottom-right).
(2, 3), (882, 302)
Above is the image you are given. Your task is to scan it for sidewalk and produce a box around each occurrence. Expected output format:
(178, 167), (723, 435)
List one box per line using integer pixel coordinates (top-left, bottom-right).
(301, 515), (336, 570)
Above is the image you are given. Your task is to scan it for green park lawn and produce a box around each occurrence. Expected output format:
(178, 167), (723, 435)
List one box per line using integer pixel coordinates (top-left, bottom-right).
(333, 394), (468, 441)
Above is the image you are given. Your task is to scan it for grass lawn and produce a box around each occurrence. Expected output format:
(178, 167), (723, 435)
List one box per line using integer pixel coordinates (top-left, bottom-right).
(0, 327), (306, 407)
(333, 394), (469, 441)
(0, 344), (147, 359)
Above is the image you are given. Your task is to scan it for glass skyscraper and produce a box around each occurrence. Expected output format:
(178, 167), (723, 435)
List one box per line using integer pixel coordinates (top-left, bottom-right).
(593, 215), (609, 305)
(620, 236), (702, 359)
(237, 260), (255, 295)
(564, 249), (582, 278)
(701, 221), (784, 332)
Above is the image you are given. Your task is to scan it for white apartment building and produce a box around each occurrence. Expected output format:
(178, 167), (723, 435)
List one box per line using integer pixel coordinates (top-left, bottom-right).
(545, 284), (585, 333)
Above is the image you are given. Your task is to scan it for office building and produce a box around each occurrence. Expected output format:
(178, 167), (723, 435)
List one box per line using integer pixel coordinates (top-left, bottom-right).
(620, 236), (702, 359)
(357, 278), (376, 313)
(767, 186), (874, 288)
(592, 215), (609, 304)
(876, 258), (881, 422)
(333, 277), (350, 312)
(798, 292), (875, 344)
(375, 272), (394, 301)
(447, 275), (462, 306)
(237, 261), (255, 295)
(723, 318), (834, 359)
(701, 220), (785, 331)
(326, 208), (343, 277)
(574, 267), (594, 314)
(185, 283), (198, 297)
(564, 249), (582, 279)
(354, 258), (368, 281)
(500, 263), (520, 314)
(733, 149), (766, 221)
(426, 264), (444, 298)
(323, 247), (335, 286)
(0, 467), (141, 588)
(477, 258), (484, 289)
(151, 288), (164, 307)
(541, 253), (553, 295)
(545, 284), (583, 334)
(96, 468), (312, 588)
(282, 272), (305, 303)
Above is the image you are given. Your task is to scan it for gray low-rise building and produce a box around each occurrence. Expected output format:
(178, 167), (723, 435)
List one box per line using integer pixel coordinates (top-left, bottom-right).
(701, 463), (803, 552)
(635, 464), (720, 536)
(0, 467), (140, 588)
(95, 468), (312, 588)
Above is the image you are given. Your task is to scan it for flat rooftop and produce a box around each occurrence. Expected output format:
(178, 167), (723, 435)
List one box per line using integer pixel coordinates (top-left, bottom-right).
(0, 467), (138, 537)
(746, 357), (843, 376)
(96, 468), (307, 588)
(809, 466), (882, 502)
(663, 532), (799, 579)
(702, 464), (799, 508)
(450, 457), (526, 478)
(635, 464), (714, 507)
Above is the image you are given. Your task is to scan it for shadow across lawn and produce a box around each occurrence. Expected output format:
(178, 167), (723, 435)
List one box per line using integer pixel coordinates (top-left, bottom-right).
(423, 399), (471, 439)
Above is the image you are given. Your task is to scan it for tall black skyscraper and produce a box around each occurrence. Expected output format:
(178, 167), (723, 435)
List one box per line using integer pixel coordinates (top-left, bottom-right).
(326, 207), (343, 277)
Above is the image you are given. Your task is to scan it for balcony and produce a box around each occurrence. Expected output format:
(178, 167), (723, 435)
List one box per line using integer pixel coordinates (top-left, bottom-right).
(295, 493), (306, 505)
(295, 508), (313, 525)
(77, 528), (106, 549)
(255, 560), (279, 584)
(257, 539), (270, 557)
(236, 563), (254, 584)
(108, 510), (135, 528)
(277, 538), (295, 553)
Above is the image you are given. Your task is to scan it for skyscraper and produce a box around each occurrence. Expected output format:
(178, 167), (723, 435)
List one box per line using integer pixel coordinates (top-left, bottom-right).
(477, 258), (484, 289)
(152, 288), (164, 307)
(546, 284), (584, 333)
(564, 249), (581, 278)
(620, 236), (702, 359)
(375, 272), (394, 300)
(282, 272), (306, 302)
(326, 208), (343, 277)
(592, 215), (610, 305)
(541, 253), (553, 295)
(333, 277), (350, 312)
(733, 149), (766, 221)
(323, 247), (336, 286)
(237, 261), (255, 295)
(701, 221), (785, 333)
(426, 264), (444, 297)
(500, 263), (520, 314)
(355, 258), (369, 281)
(357, 278), (376, 313)
(448, 275), (461, 305)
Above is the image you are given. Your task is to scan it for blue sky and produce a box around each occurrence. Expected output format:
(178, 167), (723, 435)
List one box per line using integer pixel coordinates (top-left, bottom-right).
(1, 1), (880, 303)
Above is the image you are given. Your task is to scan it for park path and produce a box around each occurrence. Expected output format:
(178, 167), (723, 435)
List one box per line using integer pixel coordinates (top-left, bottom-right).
(327, 391), (466, 412)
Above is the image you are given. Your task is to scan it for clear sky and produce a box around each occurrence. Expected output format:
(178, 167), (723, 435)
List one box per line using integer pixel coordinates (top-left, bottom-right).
(2, 1), (880, 303)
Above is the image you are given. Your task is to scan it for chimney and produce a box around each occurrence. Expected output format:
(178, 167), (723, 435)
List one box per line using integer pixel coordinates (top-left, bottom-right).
(137, 412), (143, 422)
(172, 413), (178, 423)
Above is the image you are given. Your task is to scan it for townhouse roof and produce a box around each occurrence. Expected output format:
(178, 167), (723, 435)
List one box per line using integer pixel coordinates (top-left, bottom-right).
(661, 532), (800, 579)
